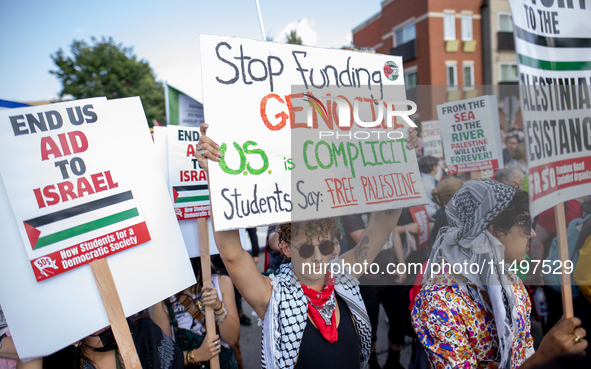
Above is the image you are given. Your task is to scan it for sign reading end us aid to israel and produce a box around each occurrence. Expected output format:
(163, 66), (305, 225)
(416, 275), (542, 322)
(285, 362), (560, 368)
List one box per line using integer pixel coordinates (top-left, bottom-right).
(201, 35), (427, 230)
(0, 98), (151, 281)
(509, 0), (591, 217)
(167, 126), (210, 220)
(437, 95), (504, 174)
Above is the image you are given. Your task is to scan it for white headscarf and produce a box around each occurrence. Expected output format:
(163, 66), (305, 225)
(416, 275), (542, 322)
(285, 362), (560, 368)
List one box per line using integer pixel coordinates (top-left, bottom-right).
(424, 179), (519, 369)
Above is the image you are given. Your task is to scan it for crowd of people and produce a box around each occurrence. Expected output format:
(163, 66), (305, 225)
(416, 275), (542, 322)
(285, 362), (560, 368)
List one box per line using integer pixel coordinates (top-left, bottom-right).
(1, 125), (590, 369)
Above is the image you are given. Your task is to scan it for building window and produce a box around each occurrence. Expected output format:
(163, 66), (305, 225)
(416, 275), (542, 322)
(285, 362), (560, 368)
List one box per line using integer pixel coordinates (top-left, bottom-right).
(463, 64), (474, 89)
(499, 63), (518, 82)
(446, 64), (457, 89)
(461, 15), (473, 41)
(405, 71), (418, 88)
(444, 13), (456, 41)
(498, 13), (513, 32)
(395, 23), (416, 47)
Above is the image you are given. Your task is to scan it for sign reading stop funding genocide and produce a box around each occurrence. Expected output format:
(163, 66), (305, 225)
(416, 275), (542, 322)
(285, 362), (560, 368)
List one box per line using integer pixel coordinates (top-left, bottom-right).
(200, 35), (427, 231)
(508, 0), (591, 217)
(0, 98), (152, 281)
(421, 120), (443, 158)
(437, 95), (504, 174)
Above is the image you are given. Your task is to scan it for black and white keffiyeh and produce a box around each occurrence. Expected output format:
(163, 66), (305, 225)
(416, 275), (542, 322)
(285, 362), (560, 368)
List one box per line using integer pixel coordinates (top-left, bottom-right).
(424, 179), (518, 369)
(258, 262), (371, 369)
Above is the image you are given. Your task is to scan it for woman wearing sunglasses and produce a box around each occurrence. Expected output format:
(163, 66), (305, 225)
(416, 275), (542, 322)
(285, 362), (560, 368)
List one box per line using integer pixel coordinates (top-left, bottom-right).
(412, 180), (587, 368)
(197, 124), (419, 369)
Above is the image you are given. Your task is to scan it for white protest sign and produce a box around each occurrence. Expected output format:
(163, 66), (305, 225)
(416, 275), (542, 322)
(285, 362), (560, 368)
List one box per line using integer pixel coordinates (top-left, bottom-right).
(200, 34), (427, 231)
(509, 0), (591, 217)
(152, 126), (247, 257)
(421, 120), (443, 158)
(0, 97), (195, 360)
(167, 126), (210, 220)
(437, 95), (504, 174)
(0, 98), (151, 281)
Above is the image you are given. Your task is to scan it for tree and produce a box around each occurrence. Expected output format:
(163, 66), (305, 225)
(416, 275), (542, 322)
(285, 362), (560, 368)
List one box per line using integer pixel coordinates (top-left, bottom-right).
(50, 37), (164, 125)
(285, 29), (302, 45)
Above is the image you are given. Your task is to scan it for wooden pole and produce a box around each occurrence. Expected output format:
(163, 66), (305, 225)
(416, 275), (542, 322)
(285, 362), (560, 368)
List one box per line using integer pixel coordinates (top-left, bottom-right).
(471, 171), (482, 179)
(554, 202), (574, 318)
(90, 258), (141, 368)
(198, 217), (220, 369)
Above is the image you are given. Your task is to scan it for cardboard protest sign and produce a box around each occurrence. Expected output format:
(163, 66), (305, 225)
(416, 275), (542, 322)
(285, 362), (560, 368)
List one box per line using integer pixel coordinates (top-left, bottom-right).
(509, 0), (591, 217)
(0, 97), (195, 360)
(200, 35), (427, 231)
(409, 205), (429, 250)
(0, 98), (152, 281)
(437, 95), (504, 174)
(165, 83), (204, 127)
(421, 120), (443, 158)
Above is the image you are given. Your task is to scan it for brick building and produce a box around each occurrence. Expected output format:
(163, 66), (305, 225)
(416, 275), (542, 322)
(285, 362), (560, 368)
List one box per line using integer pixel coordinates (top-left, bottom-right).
(352, 0), (484, 124)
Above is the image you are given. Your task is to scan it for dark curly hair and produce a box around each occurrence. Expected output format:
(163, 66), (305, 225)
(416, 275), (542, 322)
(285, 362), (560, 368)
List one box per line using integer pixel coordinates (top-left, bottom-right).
(277, 218), (339, 258)
(488, 187), (530, 236)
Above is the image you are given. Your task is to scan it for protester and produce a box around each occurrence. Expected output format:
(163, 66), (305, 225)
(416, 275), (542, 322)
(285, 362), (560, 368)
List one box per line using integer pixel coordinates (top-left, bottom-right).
(412, 179), (587, 368)
(196, 124), (419, 368)
(153, 257), (239, 369)
(418, 156), (439, 221)
(495, 167), (524, 189)
(39, 316), (184, 369)
(428, 176), (465, 250)
(503, 132), (520, 165)
(507, 142), (527, 175)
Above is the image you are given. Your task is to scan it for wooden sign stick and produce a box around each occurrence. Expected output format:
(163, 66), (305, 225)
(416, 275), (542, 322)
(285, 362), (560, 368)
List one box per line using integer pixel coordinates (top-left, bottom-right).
(554, 202), (574, 318)
(471, 171), (482, 179)
(198, 217), (220, 369)
(90, 258), (141, 368)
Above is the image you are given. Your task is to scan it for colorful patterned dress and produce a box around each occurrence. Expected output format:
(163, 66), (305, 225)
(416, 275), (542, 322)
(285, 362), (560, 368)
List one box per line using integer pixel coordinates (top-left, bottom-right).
(411, 272), (534, 368)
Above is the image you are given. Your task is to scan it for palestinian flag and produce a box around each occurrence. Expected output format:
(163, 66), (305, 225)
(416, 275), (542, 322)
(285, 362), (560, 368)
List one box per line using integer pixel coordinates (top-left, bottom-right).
(24, 190), (142, 250)
(173, 184), (209, 204)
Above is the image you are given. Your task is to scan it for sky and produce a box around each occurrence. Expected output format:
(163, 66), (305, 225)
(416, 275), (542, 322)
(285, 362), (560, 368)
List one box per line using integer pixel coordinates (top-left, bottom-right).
(0, 0), (382, 104)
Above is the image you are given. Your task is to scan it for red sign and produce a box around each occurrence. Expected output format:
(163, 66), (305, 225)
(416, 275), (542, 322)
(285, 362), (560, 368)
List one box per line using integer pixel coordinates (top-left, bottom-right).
(409, 205), (430, 250)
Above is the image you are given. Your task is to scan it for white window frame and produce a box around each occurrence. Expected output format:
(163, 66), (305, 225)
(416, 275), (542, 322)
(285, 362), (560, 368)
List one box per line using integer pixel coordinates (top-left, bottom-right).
(463, 63), (474, 89)
(461, 14), (473, 41)
(446, 62), (458, 90)
(498, 62), (518, 82)
(393, 19), (416, 47)
(405, 65), (418, 88)
(497, 12), (514, 33)
(444, 12), (456, 41)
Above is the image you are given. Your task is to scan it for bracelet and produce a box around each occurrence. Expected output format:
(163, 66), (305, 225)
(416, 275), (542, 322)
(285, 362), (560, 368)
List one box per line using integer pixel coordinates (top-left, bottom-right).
(216, 306), (228, 323)
(214, 301), (223, 312)
(186, 349), (197, 367)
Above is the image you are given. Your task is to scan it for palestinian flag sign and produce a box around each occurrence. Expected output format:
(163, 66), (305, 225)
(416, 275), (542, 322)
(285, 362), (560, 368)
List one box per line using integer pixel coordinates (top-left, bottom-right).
(0, 98), (151, 282)
(167, 126), (210, 220)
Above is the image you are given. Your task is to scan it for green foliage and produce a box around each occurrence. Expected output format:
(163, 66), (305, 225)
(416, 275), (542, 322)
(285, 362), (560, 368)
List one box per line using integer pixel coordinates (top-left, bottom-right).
(50, 37), (164, 124)
(285, 29), (302, 45)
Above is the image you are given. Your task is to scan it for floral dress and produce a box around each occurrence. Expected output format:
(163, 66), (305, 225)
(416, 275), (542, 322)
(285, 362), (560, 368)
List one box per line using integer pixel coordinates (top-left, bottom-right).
(411, 273), (534, 368)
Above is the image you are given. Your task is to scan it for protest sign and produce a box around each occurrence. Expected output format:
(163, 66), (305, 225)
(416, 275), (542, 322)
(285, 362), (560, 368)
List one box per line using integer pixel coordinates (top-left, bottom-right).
(0, 97), (195, 360)
(421, 120), (443, 158)
(200, 35), (427, 231)
(0, 98), (152, 281)
(409, 205), (429, 250)
(437, 95), (504, 174)
(508, 0), (591, 218)
(165, 83), (204, 127)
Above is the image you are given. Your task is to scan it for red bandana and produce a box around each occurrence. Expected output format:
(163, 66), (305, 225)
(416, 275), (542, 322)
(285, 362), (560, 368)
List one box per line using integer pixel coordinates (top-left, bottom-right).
(301, 274), (338, 343)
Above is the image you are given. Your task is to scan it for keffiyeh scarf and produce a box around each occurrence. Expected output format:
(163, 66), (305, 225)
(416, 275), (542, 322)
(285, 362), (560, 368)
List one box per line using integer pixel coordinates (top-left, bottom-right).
(424, 179), (518, 369)
(258, 262), (371, 369)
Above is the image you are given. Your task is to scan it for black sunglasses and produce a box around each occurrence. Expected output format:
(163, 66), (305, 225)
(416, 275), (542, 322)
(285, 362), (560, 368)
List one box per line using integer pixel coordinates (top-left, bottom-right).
(289, 240), (335, 259)
(516, 216), (532, 236)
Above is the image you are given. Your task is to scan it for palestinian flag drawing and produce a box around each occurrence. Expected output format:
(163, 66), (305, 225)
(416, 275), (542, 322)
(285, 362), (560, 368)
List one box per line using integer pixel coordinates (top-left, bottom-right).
(24, 190), (144, 250)
(172, 184), (210, 220)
